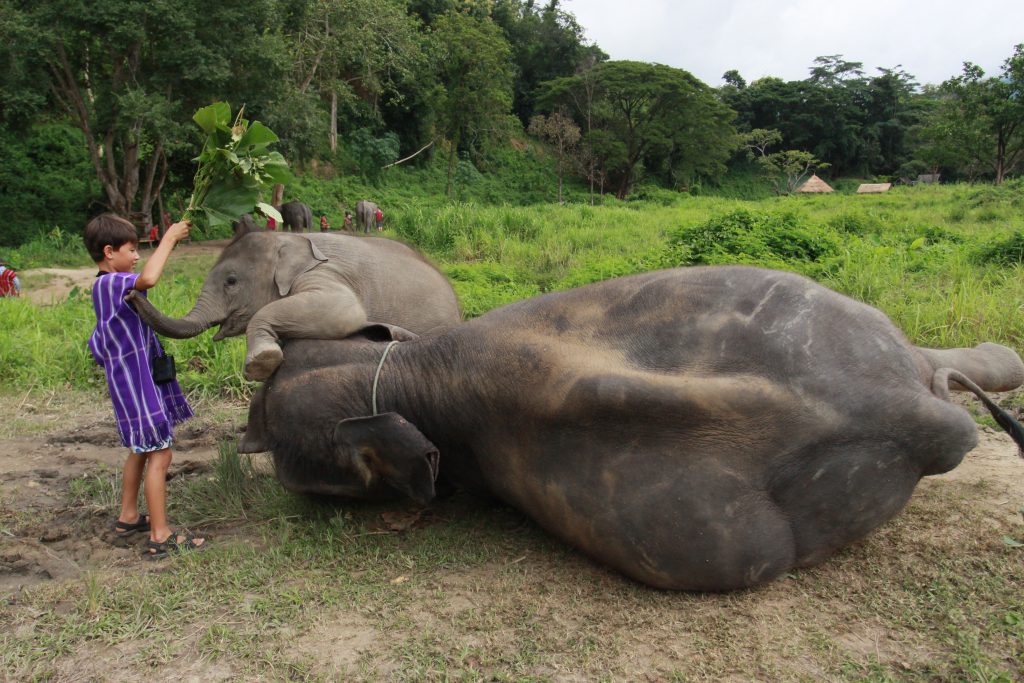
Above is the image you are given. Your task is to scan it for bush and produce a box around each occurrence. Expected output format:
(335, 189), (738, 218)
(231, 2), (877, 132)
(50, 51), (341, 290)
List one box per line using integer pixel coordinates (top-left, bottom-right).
(976, 230), (1024, 265)
(0, 122), (98, 246)
(660, 209), (839, 275)
(828, 211), (882, 236)
(444, 262), (540, 318)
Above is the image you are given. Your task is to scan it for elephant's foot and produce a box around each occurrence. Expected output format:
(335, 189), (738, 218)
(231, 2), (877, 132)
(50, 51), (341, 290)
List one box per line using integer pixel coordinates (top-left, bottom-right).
(245, 346), (284, 381)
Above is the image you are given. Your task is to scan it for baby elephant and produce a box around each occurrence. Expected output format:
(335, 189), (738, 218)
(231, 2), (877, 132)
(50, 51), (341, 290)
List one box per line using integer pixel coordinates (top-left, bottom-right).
(241, 266), (1024, 591)
(129, 231), (460, 380)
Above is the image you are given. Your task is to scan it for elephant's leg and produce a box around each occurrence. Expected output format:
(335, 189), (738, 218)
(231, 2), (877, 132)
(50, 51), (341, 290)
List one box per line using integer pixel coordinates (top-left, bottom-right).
(238, 386), (269, 453)
(916, 343), (1024, 392)
(244, 289), (368, 380)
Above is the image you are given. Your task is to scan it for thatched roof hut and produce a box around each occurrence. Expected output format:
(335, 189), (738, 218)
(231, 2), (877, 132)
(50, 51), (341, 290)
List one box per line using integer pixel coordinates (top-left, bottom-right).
(796, 174), (834, 193)
(856, 183), (892, 194)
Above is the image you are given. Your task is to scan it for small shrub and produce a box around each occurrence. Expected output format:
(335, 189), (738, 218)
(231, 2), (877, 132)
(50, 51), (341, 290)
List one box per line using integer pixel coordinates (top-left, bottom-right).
(660, 209), (838, 275)
(444, 262), (541, 318)
(917, 225), (965, 245)
(829, 211), (882, 236)
(976, 231), (1024, 265)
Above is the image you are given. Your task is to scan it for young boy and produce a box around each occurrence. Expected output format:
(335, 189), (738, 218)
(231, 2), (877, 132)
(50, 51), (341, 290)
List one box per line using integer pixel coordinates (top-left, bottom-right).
(84, 213), (206, 559)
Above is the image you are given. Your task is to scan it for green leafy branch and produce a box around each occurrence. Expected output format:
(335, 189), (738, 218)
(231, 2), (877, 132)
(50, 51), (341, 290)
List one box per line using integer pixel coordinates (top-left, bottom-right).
(184, 103), (291, 235)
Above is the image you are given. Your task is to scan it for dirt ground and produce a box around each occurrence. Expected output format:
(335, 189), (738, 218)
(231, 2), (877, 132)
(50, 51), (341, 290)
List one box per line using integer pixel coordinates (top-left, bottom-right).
(3, 252), (1024, 680)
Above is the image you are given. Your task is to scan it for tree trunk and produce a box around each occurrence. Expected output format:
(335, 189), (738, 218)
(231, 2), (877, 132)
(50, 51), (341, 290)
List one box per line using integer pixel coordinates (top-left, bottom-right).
(446, 133), (460, 198)
(330, 91), (338, 152)
(272, 184), (285, 206)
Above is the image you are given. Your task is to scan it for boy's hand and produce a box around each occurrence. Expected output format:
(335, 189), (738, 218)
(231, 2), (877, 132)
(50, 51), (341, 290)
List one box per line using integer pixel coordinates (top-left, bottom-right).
(164, 220), (191, 243)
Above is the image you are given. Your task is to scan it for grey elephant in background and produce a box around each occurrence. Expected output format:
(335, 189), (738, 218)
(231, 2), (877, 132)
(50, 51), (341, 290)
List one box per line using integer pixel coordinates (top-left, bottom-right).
(128, 231), (461, 380)
(278, 201), (313, 232)
(355, 200), (380, 234)
(231, 202), (312, 234)
(239, 266), (1024, 591)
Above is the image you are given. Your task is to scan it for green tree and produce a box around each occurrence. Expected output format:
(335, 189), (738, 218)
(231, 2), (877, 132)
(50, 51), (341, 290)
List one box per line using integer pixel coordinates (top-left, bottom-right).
(429, 11), (515, 196)
(288, 0), (424, 155)
(528, 110), (580, 203)
(934, 44), (1024, 184)
(542, 61), (735, 198)
(4, 0), (287, 226)
(758, 150), (830, 195)
(491, 0), (589, 124)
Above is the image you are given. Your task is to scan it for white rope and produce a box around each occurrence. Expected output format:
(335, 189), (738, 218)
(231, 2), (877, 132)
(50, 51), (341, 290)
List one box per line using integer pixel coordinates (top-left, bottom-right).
(371, 341), (400, 416)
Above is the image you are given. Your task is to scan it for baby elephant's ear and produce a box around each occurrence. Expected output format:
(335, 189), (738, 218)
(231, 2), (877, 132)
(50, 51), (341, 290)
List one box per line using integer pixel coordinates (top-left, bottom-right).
(274, 238), (328, 296)
(332, 413), (439, 505)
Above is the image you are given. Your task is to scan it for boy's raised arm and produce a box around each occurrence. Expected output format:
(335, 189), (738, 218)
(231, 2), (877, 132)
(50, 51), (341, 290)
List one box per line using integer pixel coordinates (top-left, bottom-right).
(135, 221), (190, 291)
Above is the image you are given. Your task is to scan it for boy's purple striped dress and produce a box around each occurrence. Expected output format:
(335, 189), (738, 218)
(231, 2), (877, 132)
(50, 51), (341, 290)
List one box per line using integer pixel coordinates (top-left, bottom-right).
(89, 272), (193, 452)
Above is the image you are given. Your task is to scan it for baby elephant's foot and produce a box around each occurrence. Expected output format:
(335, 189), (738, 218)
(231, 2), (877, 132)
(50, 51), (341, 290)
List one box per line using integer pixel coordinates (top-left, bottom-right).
(245, 346), (284, 381)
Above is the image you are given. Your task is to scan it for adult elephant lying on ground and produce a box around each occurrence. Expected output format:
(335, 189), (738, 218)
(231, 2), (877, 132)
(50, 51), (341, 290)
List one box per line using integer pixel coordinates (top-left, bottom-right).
(128, 231), (460, 380)
(240, 266), (1024, 591)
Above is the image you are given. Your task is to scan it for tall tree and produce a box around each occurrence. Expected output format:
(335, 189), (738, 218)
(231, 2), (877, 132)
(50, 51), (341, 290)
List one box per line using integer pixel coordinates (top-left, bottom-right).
(5, 0), (287, 225)
(934, 44), (1024, 184)
(542, 61), (735, 198)
(491, 0), (589, 124)
(528, 110), (580, 203)
(288, 0), (424, 154)
(429, 11), (514, 196)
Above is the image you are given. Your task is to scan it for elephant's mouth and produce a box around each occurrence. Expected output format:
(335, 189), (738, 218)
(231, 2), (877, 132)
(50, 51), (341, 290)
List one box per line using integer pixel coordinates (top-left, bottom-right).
(213, 318), (244, 340)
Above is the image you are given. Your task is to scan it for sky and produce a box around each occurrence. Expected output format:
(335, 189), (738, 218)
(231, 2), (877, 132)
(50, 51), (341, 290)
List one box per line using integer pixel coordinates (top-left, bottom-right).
(562, 0), (1024, 87)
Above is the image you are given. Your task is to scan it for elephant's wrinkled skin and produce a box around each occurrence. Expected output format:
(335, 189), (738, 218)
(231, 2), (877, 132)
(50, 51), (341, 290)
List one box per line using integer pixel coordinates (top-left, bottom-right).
(129, 231), (460, 380)
(242, 266), (1024, 591)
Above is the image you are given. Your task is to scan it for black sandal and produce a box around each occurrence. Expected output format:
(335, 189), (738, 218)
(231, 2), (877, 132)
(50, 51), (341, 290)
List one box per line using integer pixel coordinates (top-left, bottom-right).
(145, 531), (206, 560)
(112, 514), (150, 536)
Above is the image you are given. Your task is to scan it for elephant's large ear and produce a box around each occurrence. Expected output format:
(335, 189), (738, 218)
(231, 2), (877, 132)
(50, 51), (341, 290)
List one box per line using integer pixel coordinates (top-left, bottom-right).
(274, 238), (328, 296)
(332, 413), (439, 505)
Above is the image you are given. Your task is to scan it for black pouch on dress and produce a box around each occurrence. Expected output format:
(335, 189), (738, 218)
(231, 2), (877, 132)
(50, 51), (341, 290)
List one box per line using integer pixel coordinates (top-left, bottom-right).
(152, 353), (176, 385)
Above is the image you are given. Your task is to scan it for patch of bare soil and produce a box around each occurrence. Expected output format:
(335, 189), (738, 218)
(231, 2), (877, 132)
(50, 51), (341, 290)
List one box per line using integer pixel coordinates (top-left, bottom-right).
(0, 392), (239, 597)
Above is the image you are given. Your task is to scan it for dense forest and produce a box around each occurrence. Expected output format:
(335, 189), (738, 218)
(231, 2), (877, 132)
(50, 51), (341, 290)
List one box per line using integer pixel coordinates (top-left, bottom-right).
(1, 0), (1022, 246)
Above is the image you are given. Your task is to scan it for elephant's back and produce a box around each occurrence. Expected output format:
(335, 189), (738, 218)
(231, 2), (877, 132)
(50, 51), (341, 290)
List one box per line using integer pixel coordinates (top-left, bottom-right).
(310, 233), (461, 332)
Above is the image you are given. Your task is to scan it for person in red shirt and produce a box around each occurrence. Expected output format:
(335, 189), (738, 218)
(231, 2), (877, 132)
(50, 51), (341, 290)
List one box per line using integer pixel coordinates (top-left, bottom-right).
(320, 214), (329, 232)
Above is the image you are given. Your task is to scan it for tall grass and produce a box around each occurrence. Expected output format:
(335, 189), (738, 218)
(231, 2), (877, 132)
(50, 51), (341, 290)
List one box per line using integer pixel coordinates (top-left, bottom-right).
(2, 184), (1023, 399)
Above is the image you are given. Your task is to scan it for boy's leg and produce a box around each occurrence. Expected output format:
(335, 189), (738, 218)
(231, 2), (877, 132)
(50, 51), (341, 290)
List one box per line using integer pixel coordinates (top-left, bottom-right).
(144, 448), (205, 548)
(144, 448), (173, 543)
(118, 452), (146, 524)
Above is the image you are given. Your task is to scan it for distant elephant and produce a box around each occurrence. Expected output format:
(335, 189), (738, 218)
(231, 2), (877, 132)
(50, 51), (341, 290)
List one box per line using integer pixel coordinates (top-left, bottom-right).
(240, 266), (1024, 591)
(276, 201), (313, 232)
(355, 200), (379, 234)
(127, 232), (461, 381)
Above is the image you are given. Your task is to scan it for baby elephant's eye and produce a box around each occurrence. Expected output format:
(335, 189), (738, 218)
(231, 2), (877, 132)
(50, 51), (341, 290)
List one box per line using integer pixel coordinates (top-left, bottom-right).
(225, 275), (238, 286)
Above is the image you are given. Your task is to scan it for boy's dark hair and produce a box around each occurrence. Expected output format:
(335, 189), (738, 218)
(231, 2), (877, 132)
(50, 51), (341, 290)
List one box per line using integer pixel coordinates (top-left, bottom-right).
(84, 213), (138, 262)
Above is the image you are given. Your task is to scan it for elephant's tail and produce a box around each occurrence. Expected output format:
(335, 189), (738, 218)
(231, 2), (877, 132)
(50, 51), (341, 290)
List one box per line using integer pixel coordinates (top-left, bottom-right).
(932, 368), (1024, 457)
